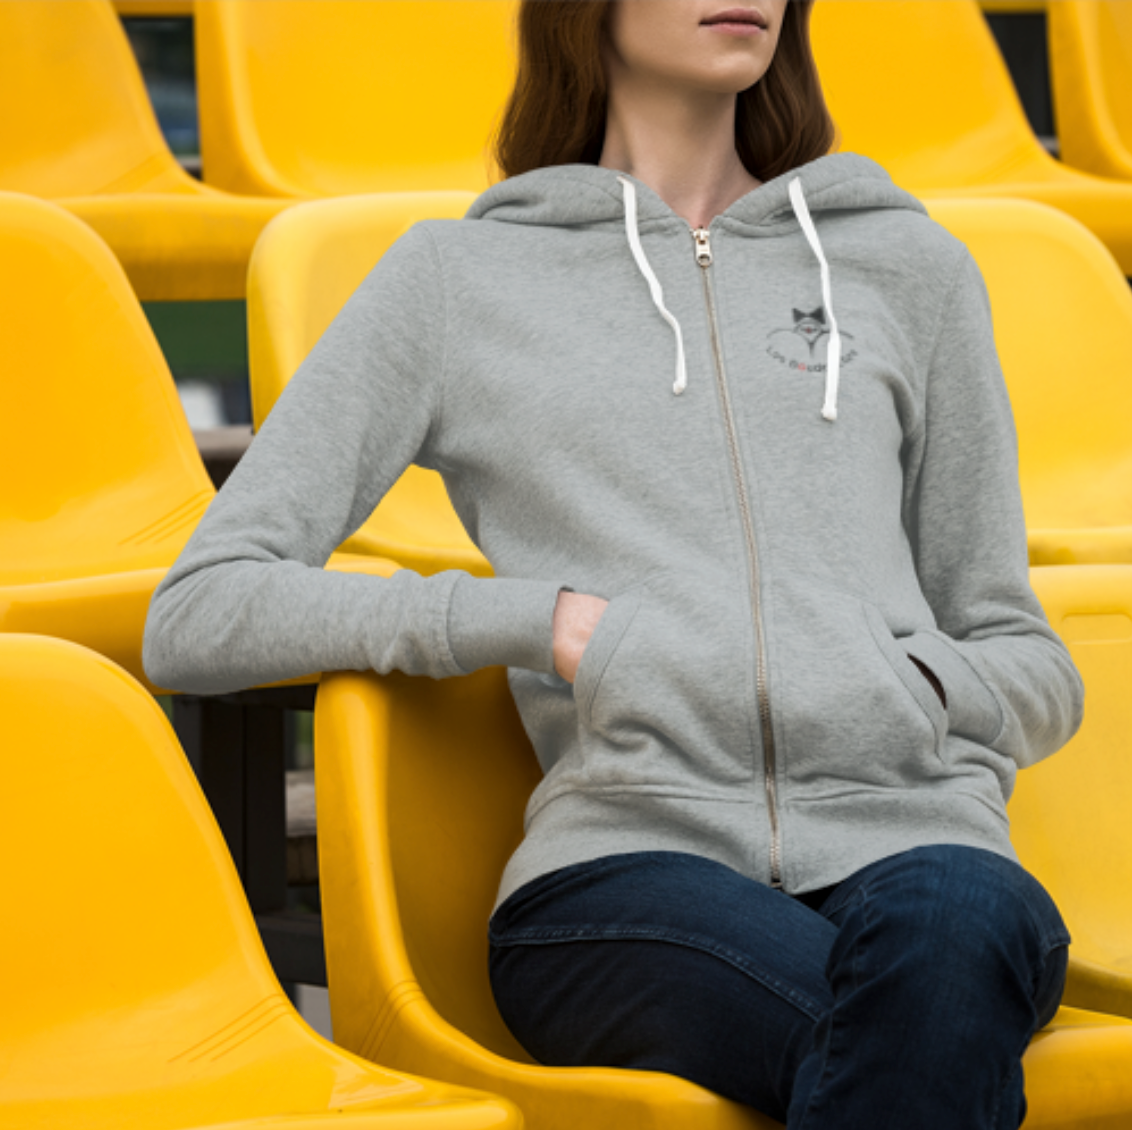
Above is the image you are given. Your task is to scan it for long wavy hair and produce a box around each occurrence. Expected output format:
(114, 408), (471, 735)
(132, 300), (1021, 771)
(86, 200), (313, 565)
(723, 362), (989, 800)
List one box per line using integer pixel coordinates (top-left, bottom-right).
(491, 0), (837, 183)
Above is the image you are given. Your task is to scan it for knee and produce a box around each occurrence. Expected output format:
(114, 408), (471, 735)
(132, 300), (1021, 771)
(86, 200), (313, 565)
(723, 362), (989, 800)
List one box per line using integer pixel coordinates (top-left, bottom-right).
(832, 845), (1069, 988)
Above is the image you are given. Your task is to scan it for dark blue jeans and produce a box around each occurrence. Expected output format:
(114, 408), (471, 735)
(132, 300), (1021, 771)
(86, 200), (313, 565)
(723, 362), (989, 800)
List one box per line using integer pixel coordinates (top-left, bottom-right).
(488, 846), (1070, 1128)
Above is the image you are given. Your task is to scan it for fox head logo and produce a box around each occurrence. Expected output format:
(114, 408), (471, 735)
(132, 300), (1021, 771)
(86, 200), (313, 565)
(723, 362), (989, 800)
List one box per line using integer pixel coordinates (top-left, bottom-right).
(792, 305), (828, 344)
(790, 306), (829, 352)
(766, 303), (857, 372)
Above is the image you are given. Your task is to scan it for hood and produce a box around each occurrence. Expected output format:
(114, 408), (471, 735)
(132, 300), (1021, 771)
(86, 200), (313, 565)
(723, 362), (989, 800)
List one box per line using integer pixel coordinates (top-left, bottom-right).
(465, 151), (929, 421)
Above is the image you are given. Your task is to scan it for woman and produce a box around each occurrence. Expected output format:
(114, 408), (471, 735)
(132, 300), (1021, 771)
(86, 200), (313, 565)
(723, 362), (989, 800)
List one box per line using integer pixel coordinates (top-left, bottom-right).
(144, 1), (1084, 1125)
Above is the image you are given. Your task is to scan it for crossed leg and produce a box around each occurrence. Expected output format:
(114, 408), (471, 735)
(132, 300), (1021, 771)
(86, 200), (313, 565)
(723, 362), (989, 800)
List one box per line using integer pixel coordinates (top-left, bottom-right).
(488, 846), (1069, 1129)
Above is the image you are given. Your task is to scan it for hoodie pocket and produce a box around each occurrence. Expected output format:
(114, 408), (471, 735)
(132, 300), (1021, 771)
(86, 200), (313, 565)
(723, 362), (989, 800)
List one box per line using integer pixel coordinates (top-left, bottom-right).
(861, 602), (949, 751)
(773, 587), (947, 793)
(572, 573), (756, 794)
(572, 585), (646, 724)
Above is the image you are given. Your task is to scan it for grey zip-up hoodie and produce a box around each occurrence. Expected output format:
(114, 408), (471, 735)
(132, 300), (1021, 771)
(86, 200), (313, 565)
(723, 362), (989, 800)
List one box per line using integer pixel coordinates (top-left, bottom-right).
(143, 151), (1085, 911)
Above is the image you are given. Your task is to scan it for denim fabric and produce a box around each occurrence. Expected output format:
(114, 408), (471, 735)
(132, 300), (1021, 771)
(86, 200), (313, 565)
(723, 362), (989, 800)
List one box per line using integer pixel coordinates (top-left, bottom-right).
(488, 846), (1070, 1129)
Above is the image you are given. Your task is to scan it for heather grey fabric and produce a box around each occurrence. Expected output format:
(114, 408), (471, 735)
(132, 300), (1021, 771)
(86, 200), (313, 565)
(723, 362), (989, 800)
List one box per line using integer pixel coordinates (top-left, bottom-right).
(143, 151), (1084, 911)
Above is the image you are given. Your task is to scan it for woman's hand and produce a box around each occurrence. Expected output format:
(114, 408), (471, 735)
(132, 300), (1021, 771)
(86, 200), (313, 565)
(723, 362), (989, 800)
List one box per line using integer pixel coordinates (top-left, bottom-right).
(553, 591), (610, 683)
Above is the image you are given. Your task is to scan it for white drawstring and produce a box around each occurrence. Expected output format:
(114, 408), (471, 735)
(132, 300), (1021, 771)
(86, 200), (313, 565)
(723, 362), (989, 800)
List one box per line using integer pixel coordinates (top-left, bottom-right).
(616, 172), (839, 418)
(617, 175), (688, 395)
(788, 176), (841, 422)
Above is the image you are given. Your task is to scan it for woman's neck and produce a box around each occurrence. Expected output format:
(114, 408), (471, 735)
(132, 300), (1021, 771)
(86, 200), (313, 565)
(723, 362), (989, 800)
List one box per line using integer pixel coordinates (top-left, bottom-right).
(596, 80), (762, 229)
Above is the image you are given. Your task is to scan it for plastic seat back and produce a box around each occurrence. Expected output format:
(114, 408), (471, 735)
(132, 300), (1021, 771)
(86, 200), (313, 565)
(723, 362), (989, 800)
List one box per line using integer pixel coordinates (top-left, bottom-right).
(0, 0), (198, 197)
(0, 634), (281, 1101)
(811, 0), (1048, 186)
(0, 192), (213, 584)
(114, 0), (192, 12)
(1012, 565), (1132, 1018)
(1049, 0), (1132, 180)
(315, 666), (778, 1128)
(924, 197), (1132, 564)
(250, 195), (473, 424)
(0, 634), (526, 1129)
(195, 0), (518, 197)
(317, 667), (539, 1062)
(248, 195), (489, 575)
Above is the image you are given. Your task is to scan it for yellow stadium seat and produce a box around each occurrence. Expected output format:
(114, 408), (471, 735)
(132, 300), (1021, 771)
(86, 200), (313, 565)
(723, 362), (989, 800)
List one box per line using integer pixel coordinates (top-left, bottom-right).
(979, 1), (1044, 11)
(313, 662), (1132, 1129)
(0, 191), (399, 692)
(1010, 565), (1132, 1021)
(811, 0), (1132, 276)
(924, 197), (1132, 565)
(249, 195), (491, 577)
(194, 0), (518, 198)
(0, 633), (522, 1130)
(0, 0), (289, 299)
(1048, 0), (1132, 181)
(114, 0), (192, 12)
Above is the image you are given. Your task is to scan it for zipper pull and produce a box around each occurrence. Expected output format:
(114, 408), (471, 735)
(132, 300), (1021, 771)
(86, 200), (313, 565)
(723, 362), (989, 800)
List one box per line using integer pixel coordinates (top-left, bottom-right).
(691, 226), (713, 268)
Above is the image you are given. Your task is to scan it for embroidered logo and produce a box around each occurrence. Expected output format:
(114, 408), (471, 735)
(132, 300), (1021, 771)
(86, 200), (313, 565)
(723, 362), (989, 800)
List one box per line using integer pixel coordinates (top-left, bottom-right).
(766, 305), (857, 373)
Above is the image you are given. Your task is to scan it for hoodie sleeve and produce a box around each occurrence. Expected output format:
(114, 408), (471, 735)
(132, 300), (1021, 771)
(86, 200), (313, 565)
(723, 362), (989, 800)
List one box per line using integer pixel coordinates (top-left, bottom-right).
(899, 243), (1084, 769)
(142, 222), (564, 695)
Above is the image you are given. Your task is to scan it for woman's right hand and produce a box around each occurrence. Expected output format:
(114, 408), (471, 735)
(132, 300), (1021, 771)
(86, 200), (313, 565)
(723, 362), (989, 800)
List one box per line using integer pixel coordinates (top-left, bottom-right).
(553, 591), (610, 684)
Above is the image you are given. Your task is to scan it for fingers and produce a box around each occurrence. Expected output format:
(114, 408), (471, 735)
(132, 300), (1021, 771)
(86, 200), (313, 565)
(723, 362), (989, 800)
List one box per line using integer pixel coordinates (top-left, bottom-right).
(553, 591), (610, 683)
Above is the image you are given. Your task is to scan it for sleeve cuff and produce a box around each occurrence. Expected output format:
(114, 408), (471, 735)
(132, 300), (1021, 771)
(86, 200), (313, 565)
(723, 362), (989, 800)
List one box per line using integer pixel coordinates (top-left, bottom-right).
(446, 574), (567, 675)
(902, 630), (1004, 745)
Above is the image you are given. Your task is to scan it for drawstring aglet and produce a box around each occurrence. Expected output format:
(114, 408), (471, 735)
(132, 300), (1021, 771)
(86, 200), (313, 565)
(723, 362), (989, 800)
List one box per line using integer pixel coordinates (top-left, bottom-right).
(674, 357), (687, 395)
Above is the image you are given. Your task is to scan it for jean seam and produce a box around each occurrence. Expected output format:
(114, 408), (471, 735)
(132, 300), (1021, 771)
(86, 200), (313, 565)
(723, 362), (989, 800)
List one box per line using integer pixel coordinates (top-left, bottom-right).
(1007, 870), (1071, 1019)
(989, 1022), (1032, 1129)
(796, 887), (868, 1130)
(1030, 941), (1069, 1032)
(1022, 899), (1072, 958)
(490, 852), (664, 926)
(490, 851), (730, 929)
(488, 923), (827, 1021)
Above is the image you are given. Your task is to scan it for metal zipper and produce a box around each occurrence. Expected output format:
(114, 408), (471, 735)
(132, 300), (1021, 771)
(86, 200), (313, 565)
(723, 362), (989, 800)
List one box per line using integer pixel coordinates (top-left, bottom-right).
(690, 224), (783, 889)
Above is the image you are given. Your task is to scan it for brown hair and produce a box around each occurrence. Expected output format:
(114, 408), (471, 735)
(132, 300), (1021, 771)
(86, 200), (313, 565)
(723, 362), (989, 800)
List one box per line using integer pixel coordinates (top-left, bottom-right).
(491, 0), (837, 184)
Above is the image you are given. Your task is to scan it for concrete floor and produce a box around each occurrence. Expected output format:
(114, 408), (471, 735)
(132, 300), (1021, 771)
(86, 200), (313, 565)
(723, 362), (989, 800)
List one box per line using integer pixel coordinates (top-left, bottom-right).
(296, 984), (334, 1041)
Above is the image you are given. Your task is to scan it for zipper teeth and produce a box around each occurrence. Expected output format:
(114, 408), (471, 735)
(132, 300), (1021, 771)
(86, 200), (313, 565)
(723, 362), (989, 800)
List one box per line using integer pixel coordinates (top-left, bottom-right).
(693, 226), (783, 889)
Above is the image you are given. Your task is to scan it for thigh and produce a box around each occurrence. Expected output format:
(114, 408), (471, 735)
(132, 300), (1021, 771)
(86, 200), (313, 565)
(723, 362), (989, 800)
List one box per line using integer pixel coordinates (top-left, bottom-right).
(488, 850), (837, 1121)
(788, 844), (1071, 1130)
(819, 843), (1070, 1027)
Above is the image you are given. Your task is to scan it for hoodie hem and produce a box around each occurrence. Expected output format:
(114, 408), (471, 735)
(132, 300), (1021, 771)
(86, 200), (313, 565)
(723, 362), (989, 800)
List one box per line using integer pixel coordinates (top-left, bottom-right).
(494, 777), (1018, 913)
(495, 787), (768, 913)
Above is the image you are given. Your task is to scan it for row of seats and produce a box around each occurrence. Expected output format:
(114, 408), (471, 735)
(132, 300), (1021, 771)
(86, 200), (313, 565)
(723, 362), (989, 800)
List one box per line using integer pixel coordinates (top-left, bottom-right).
(1046, 0), (1132, 181)
(5, 183), (1131, 696)
(2, 0), (1131, 302)
(0, 192), (400, 693)
(5, 558), (1132, 1128)
(5, 179), (1132, 1126)
(4, 3), (1132, 1124)
(0, 634), (524, 1130)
